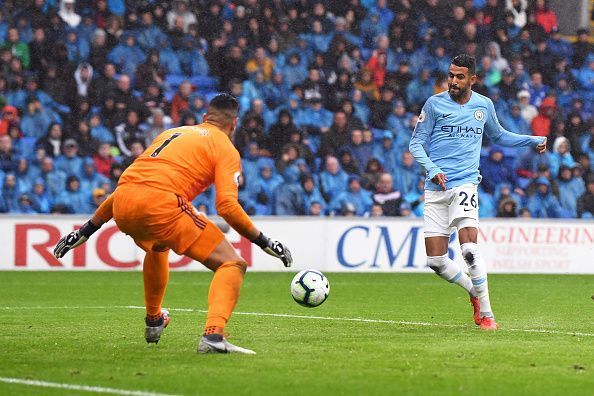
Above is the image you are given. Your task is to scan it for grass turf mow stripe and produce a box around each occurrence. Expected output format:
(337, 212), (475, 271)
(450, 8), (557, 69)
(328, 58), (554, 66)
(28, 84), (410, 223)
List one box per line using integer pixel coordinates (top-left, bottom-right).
(2, 305), (593, 337)
(0, 377), (181, 396)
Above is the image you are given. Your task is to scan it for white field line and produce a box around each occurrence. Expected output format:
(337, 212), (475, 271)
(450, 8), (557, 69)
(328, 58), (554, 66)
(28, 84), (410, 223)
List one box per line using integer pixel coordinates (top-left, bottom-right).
(0, 377), (181, 396)
(2, 305), (593, 337)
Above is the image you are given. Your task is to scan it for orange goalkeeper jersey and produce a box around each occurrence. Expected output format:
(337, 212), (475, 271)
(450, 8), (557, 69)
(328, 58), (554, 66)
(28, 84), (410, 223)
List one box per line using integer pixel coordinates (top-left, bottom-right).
(113, 122), (256, 238)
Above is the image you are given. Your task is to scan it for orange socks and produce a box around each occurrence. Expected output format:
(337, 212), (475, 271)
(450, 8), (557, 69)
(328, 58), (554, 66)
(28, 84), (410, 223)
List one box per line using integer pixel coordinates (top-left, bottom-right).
(143, 250), (170, 320)
(204, 261), (246, 334)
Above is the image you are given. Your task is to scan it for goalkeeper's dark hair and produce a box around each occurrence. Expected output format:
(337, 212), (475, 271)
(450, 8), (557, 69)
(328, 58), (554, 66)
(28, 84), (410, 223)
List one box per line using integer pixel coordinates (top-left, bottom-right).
(208, 93), (239, 116)
(451, 54), (476, 75)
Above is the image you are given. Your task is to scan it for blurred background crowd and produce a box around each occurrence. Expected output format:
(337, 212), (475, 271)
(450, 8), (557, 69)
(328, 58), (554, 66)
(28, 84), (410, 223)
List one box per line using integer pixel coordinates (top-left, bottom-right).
(0, 0), (592, 218)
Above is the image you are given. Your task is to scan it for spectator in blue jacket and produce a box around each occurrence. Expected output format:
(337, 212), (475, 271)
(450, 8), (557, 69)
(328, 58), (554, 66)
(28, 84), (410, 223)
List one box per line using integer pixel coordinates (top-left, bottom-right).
(478, 184), (497, 218)
(156, 37), (182, 75)
(550, 136), (576, 178)
(39, 156), (66, 200)
(386, 100), (413, 136)
(262, 72), (288, 110)
(329, 175), (373, 216)
(393, 151), (419, 196)
(12, 193), (37, 214)
(546, 27), (572, 62)
(179, 36), (209, 76)
(30, 178), (52, 213)
(527, 71), (549, 108)
(557, 165), (585, 217)
(406, 68), (434, 110)
(481, 146), (517, 193)
(64, 27), (89, 63)
(14, 157), (40, 195)
(359, 10), (386, 49)
(372, 131), (399, 175)
(250, 157), (284, 215)
(282, 53), (308, 90)
(345, 129), (373, 174)
(300, 20), (331, 53)
(20, 98), (61, 139)
(274, 165), (304, 215)
(527, 177), (567, 218)
(136, 10), (167, 52)
(54, 139), (84, 176)
(300, 174), (326, 215)
(501, 101), (531, 135)
(319, 155), (349, 203)
(2, 172), (19, 212)
(89, 113), (115, 144)
(0, 190), (8, 213)
(108, 32), (146, 75)
(296, 98), (333, 133)
(55, 175), (91, 214)
(574, 54), (594, 102)
(79, 157), (110, 192)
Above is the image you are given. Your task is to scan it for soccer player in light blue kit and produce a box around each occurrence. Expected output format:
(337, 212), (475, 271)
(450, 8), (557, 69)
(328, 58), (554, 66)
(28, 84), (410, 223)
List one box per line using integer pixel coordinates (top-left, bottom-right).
(409, 54), (547, 330)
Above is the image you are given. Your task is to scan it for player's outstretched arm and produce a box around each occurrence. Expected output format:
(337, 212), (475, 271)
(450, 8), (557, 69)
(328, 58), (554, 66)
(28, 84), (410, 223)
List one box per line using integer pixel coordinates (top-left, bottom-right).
(54, 193), (114, 258)
(214, 150), (293, 267)
(485, 100), (547, 149)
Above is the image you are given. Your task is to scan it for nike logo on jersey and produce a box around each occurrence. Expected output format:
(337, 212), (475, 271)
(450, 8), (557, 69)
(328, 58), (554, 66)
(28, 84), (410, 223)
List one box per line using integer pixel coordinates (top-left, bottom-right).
(441, 113), (452, 119)
(463, 208), (474, 212)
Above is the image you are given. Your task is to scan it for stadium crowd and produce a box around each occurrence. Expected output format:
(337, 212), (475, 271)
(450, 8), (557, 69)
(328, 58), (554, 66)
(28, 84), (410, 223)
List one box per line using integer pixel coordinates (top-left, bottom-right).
(0, 0), (592, 218)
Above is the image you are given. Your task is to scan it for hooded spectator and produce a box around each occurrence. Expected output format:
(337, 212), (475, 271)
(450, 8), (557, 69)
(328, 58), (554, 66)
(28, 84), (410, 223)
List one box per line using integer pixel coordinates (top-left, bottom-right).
(108, 32), (146, 76)
(58, 0), (81, 28)
(30, 178), (52, 213)
(516, 89), (538, 124)
(480, 146), (517, 193)
(557, 164), (585, 217)
(250, 157), (284, 215)
(550, 136), (576, 177)
(527, 176), (567, 218)
(55, 175), (91, 213)
(300, 174), (326, 215)
(531, 96), (556, 138)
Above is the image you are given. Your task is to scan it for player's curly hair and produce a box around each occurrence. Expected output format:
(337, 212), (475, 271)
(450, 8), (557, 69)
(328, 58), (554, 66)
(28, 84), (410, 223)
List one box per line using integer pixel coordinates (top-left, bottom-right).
(451, 54), (476, 75)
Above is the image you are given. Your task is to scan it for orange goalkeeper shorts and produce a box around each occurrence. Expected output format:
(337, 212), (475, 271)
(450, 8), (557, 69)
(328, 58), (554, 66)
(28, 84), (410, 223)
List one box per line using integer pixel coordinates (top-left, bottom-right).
(112, 184), (224, 260)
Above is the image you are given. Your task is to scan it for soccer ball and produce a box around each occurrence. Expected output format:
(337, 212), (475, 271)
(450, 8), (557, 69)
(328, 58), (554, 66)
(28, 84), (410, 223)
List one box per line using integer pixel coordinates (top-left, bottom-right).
(290, 269), (330, 307)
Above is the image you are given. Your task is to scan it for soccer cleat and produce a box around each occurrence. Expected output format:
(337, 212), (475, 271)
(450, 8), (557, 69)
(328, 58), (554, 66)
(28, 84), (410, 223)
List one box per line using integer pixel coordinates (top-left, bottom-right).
(479, 316), (499, 330)
(145, 309), (170, 344)
(470, 296), (481, 325)
(197, 335), (256, 355)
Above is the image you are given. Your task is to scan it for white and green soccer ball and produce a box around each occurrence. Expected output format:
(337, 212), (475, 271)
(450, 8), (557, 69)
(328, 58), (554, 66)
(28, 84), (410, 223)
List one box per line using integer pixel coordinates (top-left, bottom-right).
(290, 269), (330, 307)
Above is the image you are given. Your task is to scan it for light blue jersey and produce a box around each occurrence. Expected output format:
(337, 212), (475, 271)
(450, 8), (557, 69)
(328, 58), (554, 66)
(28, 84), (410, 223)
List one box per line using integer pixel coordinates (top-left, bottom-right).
(409, 91), (544, 191)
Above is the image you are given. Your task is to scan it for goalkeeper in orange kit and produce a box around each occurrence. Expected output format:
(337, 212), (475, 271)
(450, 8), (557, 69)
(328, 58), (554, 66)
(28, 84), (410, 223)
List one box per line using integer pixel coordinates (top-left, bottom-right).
(53, 94), (292, 354)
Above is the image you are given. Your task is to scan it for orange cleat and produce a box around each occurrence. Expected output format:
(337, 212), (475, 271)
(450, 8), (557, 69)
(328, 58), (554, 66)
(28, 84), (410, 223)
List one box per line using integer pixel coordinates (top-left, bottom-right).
(470, 296), (481, 325)
(479, 316), (499, 330)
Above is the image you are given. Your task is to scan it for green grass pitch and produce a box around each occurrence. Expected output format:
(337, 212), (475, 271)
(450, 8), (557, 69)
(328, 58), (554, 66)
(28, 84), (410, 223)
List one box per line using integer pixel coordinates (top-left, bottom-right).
(1, 272), (593, 395)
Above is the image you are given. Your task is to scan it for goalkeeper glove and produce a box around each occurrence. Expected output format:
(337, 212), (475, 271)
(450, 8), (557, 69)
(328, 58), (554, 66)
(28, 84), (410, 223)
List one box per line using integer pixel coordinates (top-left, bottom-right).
(252, 232), (293, 267)
(53, 220), (101, 258)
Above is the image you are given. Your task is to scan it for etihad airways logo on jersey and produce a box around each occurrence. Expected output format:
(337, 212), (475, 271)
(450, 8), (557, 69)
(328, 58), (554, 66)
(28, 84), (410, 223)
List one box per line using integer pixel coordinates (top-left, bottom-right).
(441, 125), (483, 138)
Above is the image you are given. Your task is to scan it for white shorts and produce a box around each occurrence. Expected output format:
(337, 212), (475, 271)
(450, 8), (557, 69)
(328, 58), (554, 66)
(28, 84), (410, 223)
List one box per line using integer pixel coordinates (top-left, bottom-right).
(424, 184), (479, 237)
